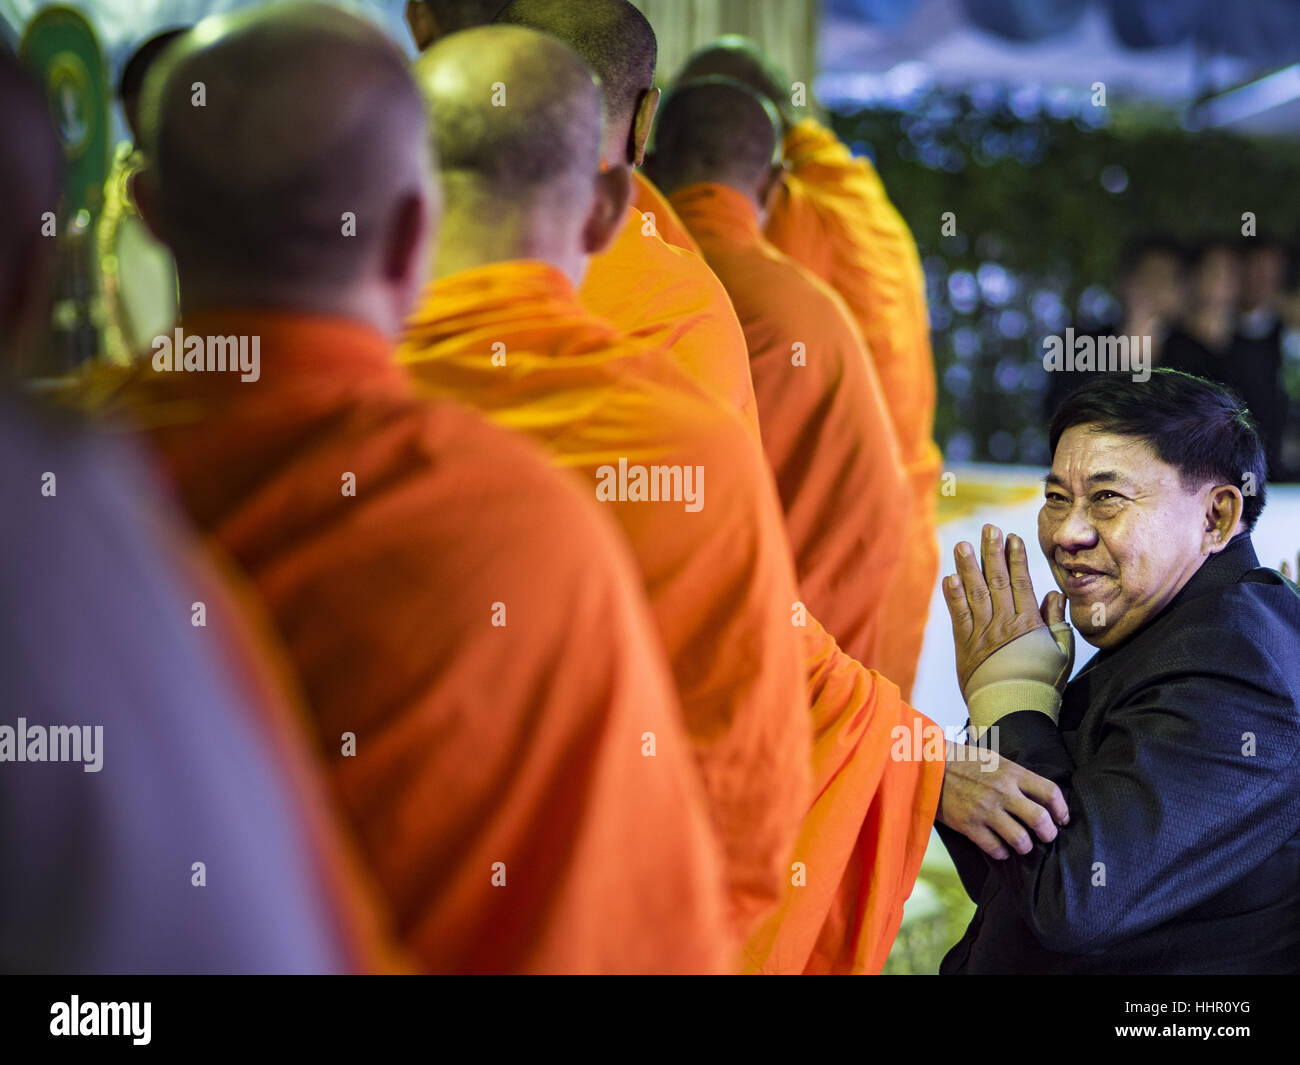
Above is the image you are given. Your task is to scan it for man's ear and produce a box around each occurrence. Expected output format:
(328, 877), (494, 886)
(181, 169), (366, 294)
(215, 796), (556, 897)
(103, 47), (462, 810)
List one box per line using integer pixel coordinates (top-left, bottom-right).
(581, 165), (632, 256)
(131, 168), (167, 246)
(630, 87), (660, 167)
(405, 0), (438, 52)
(1203, 483), (1244, 553)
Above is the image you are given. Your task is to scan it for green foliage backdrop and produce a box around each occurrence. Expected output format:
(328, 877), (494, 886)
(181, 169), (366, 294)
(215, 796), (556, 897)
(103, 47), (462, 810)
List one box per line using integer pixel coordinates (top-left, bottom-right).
(831, 92), (1300, 465)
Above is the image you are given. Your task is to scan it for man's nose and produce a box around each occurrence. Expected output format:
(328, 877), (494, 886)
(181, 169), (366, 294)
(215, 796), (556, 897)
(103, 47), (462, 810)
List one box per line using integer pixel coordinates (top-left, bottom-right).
(1053, 504), (1098, 552)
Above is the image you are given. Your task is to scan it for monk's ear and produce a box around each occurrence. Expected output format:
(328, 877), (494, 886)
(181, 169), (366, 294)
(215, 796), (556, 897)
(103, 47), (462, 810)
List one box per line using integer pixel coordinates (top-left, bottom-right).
(1203, 483), (1244, 553)
(405, 0), (438, 52)
(630, 87), (660, 168)
(383, 190), (431, 296)
(582, 165), (632, 256)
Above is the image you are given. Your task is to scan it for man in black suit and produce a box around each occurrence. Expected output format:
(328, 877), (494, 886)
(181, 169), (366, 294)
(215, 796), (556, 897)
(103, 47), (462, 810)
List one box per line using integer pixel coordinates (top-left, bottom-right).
(938, 368), (1300, 973)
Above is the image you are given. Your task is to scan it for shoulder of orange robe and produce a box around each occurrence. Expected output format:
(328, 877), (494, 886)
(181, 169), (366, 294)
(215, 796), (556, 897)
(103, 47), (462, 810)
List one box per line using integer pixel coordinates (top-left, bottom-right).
(0, 391), (377, 973)
(399, 260), (944, 974)
(631, 168), (701, 255)
(400, 258), (809, 941)
(766, 117), (942, 700)
(71, 307), (734, 976)
(670, 180), (908, 669)
(582, 180), (763, 440)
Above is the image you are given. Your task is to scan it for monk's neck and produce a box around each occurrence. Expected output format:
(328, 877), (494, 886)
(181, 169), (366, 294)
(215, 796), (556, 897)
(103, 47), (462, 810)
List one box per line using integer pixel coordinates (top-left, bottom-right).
(174, 269), (400, 339)
(434, 208), (584, 287)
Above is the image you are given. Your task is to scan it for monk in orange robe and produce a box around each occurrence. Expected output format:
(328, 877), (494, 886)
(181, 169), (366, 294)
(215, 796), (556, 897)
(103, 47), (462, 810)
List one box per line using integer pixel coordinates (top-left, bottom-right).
(494, 0), (761, 437)
(648, 79), (906, 669)
(80, 5), (732, 975)
(403, 23), (1068, 974)
(679, 39), (942, 699)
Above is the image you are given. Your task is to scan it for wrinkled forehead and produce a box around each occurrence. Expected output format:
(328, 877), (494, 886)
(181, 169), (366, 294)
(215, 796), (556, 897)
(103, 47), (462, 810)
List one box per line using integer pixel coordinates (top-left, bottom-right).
(1045, 426), (1175, 493)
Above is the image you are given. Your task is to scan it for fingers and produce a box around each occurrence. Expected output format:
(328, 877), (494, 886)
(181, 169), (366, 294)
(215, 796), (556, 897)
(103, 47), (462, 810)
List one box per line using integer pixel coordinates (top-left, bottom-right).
(1040, 589), (1065, 626)
(980, 524), (1015, 619)
(1017, 770), (1070, 826)
(1005, 533), (1037, 617)
(1006, 792), (1059, 845)
(990, 810), (1035, 855)
(964, 827), (1010, 861)
(954, 540), (991, 629)
(943, 573), (974, 643)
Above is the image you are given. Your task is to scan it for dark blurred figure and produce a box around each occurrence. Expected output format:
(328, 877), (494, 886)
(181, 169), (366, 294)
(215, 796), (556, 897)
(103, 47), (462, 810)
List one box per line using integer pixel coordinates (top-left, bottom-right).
(1166, 239), (1287, 478)
(1235, 237), (1290, 479)
(1044, 235), (1185, 419)
(1, 46), (377, 974)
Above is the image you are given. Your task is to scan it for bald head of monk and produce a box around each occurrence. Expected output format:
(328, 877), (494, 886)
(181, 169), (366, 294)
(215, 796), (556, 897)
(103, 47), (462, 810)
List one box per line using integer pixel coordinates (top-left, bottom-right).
(675, 36), (794, 131)
(647, 77), (785, 221)
(411, 24), (628, 285)
(0, 47), (62, 375)
(134, 3), (436, 337)
(405, 0), (503, 51)
(495, 0), (659, 168)
(118, 28), (188, 143)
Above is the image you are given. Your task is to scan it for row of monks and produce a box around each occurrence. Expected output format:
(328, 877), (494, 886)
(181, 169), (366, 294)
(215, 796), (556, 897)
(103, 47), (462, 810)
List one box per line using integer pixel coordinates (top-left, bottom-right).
(4, 0), (978, 974)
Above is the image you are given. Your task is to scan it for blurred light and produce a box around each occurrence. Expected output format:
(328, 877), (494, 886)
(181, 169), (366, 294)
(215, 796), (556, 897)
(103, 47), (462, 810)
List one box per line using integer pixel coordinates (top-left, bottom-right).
(989, 431), (1018, 461)
(977, 262), (1016, 305)
(1100, 164), (1128, 193)
(952, 326), (981, 360)
(948, 271), (980, 313)
(945, 430), (975, 463)
(944, 363), (973, 398)
(997, 309), (1028, 338)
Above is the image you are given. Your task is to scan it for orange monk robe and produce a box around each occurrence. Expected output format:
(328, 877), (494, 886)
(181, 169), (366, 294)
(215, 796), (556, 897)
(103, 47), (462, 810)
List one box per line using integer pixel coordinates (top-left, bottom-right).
(631, 168), (700, 254)
(401, 262), (809, 938)
(766, 118), (942, 699)
(582, 180), (762, 437)
(671, 181), (907, 668)
(400, 262), (944, 973)
(83, 310), (733, 975)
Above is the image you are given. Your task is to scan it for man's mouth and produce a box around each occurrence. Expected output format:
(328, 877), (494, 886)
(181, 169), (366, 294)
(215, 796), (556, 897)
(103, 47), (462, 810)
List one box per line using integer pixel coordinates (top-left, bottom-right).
(1057, 561), (1110, 593)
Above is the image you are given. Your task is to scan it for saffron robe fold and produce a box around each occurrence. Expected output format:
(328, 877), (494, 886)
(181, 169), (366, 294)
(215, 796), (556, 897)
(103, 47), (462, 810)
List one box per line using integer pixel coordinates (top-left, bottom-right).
(82, 309), (733, 975)
(672, 182), (907, 667)
(582, 181), (761, 437)
(766, 118), (941, 698)
(401, 262), (944, 972)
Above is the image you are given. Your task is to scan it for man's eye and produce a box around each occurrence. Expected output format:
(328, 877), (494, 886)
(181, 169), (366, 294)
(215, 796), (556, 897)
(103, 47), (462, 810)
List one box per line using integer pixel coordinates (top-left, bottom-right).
(1044, 492), (1069, 504)
(1093, 490), (1120, 501)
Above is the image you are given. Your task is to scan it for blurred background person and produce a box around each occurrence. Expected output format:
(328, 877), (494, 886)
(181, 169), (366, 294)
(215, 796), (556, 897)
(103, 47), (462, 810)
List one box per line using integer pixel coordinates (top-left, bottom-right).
(1, 43), (389, 976)
(1043, 234), (1187, 419)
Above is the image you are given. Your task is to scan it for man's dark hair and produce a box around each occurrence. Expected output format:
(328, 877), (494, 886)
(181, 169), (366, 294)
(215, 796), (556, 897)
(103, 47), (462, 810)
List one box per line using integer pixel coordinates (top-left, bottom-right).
(1048, 368), (1267, 530)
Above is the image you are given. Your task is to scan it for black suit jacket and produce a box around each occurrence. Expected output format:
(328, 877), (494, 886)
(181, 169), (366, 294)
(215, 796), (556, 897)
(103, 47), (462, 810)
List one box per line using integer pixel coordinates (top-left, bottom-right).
(939, 534), (1300, 973)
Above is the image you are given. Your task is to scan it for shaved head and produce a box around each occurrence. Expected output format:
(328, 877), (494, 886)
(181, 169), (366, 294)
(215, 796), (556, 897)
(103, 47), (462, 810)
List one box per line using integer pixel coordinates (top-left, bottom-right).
(414, 24), (602, 206)
(411, 24), (628, 286)
(676, 36), (791, 125)
(118, 27), (188, 141)
(650, 77), (781, 196)
(494, 0), (655, 151)
(1, 47), (62, 367)
(140, 3), (432, 288)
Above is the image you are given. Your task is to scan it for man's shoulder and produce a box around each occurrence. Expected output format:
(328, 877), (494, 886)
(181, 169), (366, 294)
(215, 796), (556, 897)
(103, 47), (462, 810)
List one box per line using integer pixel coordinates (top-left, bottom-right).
(1082, 561), (1300, 710)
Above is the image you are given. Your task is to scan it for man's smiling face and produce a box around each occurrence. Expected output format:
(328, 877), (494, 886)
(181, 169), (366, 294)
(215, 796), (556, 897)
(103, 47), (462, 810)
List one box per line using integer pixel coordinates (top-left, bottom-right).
(1037, 424), (1216, 649)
